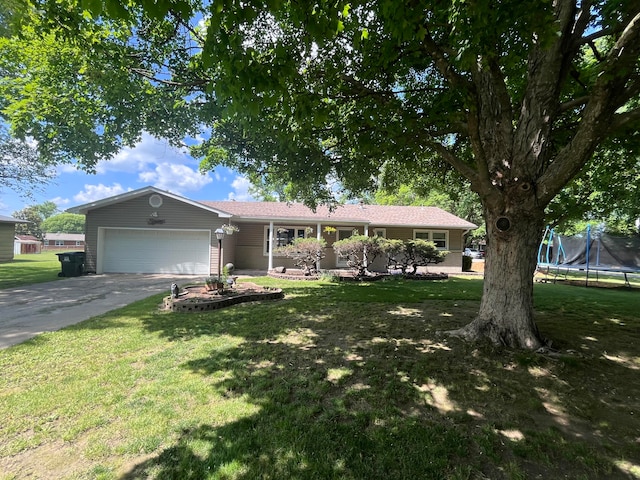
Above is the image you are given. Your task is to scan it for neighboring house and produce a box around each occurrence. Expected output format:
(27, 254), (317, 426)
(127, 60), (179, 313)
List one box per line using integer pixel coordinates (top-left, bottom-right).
(67, 186), (477, 275)
(0, 215), (30, 262)
(42, 233), (85, 251)
(14, 235), (42, 255)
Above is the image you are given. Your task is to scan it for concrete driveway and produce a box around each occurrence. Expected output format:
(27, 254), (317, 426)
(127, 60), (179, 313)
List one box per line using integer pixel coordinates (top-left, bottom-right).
(0, 274), (199, 349)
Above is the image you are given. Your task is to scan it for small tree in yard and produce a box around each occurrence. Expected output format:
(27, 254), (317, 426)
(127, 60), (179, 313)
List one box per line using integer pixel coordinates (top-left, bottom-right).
(333, 235), (384, 277)
(275, 238), (327, 276)
(383, 239), (448, 275)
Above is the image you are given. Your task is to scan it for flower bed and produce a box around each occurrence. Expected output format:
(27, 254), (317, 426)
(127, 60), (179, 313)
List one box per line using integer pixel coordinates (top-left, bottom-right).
(163, 282), (284, 313)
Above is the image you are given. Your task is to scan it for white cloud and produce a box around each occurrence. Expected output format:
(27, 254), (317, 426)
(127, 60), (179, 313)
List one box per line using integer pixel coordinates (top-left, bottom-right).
(226, 176), (256, 202)
(57, 164), (82, 174)
(95, 133), (194, 175)
(51, 133), (195, 178)
(73, 183), (131, 203)
(138, 163), (213, 194)
(49, 196), (70, 209)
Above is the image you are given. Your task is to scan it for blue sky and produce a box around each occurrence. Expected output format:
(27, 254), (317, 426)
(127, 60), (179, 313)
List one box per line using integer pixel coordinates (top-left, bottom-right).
(0, 133), (256, 216)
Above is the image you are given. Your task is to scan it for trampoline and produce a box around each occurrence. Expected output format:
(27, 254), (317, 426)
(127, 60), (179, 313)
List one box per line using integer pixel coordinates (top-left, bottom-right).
(537, 225), (640, 287)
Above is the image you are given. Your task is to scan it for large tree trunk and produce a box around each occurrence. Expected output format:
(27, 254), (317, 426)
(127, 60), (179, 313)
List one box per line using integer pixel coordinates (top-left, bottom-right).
(450, 202), (547, 350)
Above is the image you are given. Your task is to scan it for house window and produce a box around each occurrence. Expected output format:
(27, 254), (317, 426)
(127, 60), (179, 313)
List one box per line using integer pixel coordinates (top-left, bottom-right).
(55, 240), (64, 246)
(336, 227), (358, 241)
(373, 228), (386, 238)
(413, 230), (448, 250)
(75, 241), (82, 246)
(44, 240), (50, 246)
(265, 226), (309, 255)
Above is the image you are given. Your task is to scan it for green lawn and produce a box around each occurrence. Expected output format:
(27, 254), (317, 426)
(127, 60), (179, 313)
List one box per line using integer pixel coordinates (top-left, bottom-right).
(0, 252), (67, 289)
(1, 275), (639, 479)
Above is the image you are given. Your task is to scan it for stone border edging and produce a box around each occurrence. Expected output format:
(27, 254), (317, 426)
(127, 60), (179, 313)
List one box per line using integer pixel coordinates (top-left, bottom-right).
(163, 286), (284, 313)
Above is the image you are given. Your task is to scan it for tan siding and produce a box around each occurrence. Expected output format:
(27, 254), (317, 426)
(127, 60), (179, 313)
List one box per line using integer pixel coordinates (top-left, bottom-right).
(0, 223), (15, 262)
(448, 230), (464, 252)
(232, 223), (266, 269)
(85, 215), (98, 272)
(220, 233), (236, 271)
(379, 227), (412, 241)
(235, 245), (267, 269)
(85, 193), (226, 274)
(236, 223), (265, 247)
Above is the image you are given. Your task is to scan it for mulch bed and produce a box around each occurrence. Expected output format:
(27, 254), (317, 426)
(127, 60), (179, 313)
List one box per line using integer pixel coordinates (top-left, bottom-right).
(267, 269), (448, 282)
(163, 282), (284, 313)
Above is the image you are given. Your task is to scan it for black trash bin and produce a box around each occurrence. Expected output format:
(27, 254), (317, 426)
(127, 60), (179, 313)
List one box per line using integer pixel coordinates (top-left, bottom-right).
(57, 251), (85, 277)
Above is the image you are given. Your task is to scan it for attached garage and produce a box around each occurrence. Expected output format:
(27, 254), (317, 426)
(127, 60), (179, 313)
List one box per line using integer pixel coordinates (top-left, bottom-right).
(99, 228), (211, 275)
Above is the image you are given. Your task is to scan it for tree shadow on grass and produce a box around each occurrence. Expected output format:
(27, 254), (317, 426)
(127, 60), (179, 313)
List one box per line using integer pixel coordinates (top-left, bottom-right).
(125, 304), (474, 478)
(125, 281), (639, 479)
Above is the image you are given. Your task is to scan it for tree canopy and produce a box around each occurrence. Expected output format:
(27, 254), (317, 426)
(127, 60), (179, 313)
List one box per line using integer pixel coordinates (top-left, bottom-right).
(41, 212), (85, 233)
(1, 0), (638, 348)
(0, 124), (54, 198)
(12, 201), (58, 238)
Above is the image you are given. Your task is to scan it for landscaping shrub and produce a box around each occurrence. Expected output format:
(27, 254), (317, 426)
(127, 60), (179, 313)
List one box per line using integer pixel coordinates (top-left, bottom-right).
(275, 237), (327, 275)
(382, 238), (448, 274)
(333, 234), (384, 276)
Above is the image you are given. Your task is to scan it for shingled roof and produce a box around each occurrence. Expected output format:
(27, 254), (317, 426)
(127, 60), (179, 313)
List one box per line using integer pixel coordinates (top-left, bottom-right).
(199, 201), (477, 229)
(0, 215), (29, 224)
(65, 186), (477, 230)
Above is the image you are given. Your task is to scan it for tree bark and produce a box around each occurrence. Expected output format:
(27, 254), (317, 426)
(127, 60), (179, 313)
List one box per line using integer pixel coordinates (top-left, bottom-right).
(448, 200), (546, 349)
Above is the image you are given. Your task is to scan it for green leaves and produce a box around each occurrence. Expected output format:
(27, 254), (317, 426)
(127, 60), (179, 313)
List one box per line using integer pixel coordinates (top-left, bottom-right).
(41, 213), (86, 233)
(81, 0), (103, 17)
(1, 0), (638, 221)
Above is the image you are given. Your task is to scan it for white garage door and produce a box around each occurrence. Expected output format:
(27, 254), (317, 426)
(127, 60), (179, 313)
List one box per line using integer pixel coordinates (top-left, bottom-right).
(102, 229), (210, 274)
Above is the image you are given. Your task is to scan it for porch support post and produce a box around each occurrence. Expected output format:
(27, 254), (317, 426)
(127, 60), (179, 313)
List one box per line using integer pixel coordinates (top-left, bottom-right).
(268, 221), (274, 271)
(363, 224), (369, 268)
(316, 222), (322, 272)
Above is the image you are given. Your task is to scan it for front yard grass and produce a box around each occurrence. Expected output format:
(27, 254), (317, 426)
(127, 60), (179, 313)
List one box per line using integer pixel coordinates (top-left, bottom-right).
(0, 252), (67, 289)
(1, 276), (639, 479)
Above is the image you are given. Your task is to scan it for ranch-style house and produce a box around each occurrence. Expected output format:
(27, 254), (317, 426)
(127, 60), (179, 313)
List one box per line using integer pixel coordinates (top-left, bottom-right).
(68, 186), (477, 275)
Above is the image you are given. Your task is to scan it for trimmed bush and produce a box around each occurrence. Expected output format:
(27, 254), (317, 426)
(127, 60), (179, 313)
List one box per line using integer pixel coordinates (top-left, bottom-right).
(333, 234), (384, 277)
(382, 239), (449, 274)
(275, 237), (327, 275)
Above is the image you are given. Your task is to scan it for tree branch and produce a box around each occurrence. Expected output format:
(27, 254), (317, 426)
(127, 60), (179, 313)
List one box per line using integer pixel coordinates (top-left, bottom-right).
(558, 96), (589, 113)
(609, 107), (640, 132)
(428, 140), (477, 182)
(572, 27), (618, 49)
(420, 27), (474, 94)
(332, 76), (446, 101)
(170, 10), (205, 45)
(129, 67), (210, 87)
(538, 11), (640, 204)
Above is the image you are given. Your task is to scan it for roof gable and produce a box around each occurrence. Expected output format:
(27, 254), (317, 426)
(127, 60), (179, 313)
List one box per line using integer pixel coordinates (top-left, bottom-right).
(67, 186), (232, 218)
(15, 235), (40, 242)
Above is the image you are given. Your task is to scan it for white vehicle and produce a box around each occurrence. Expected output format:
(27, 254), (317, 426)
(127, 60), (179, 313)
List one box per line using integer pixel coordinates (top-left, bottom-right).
(464, 248), (483, 259)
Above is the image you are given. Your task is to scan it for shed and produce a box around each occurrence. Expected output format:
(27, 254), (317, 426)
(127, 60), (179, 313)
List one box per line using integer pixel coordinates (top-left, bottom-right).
(0, 215), (30, 262)
(14, 235), (42, 255)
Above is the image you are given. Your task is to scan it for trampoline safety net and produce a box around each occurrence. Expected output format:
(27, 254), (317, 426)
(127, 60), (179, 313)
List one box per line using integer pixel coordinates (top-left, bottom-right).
(538, 227), (640, 273)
